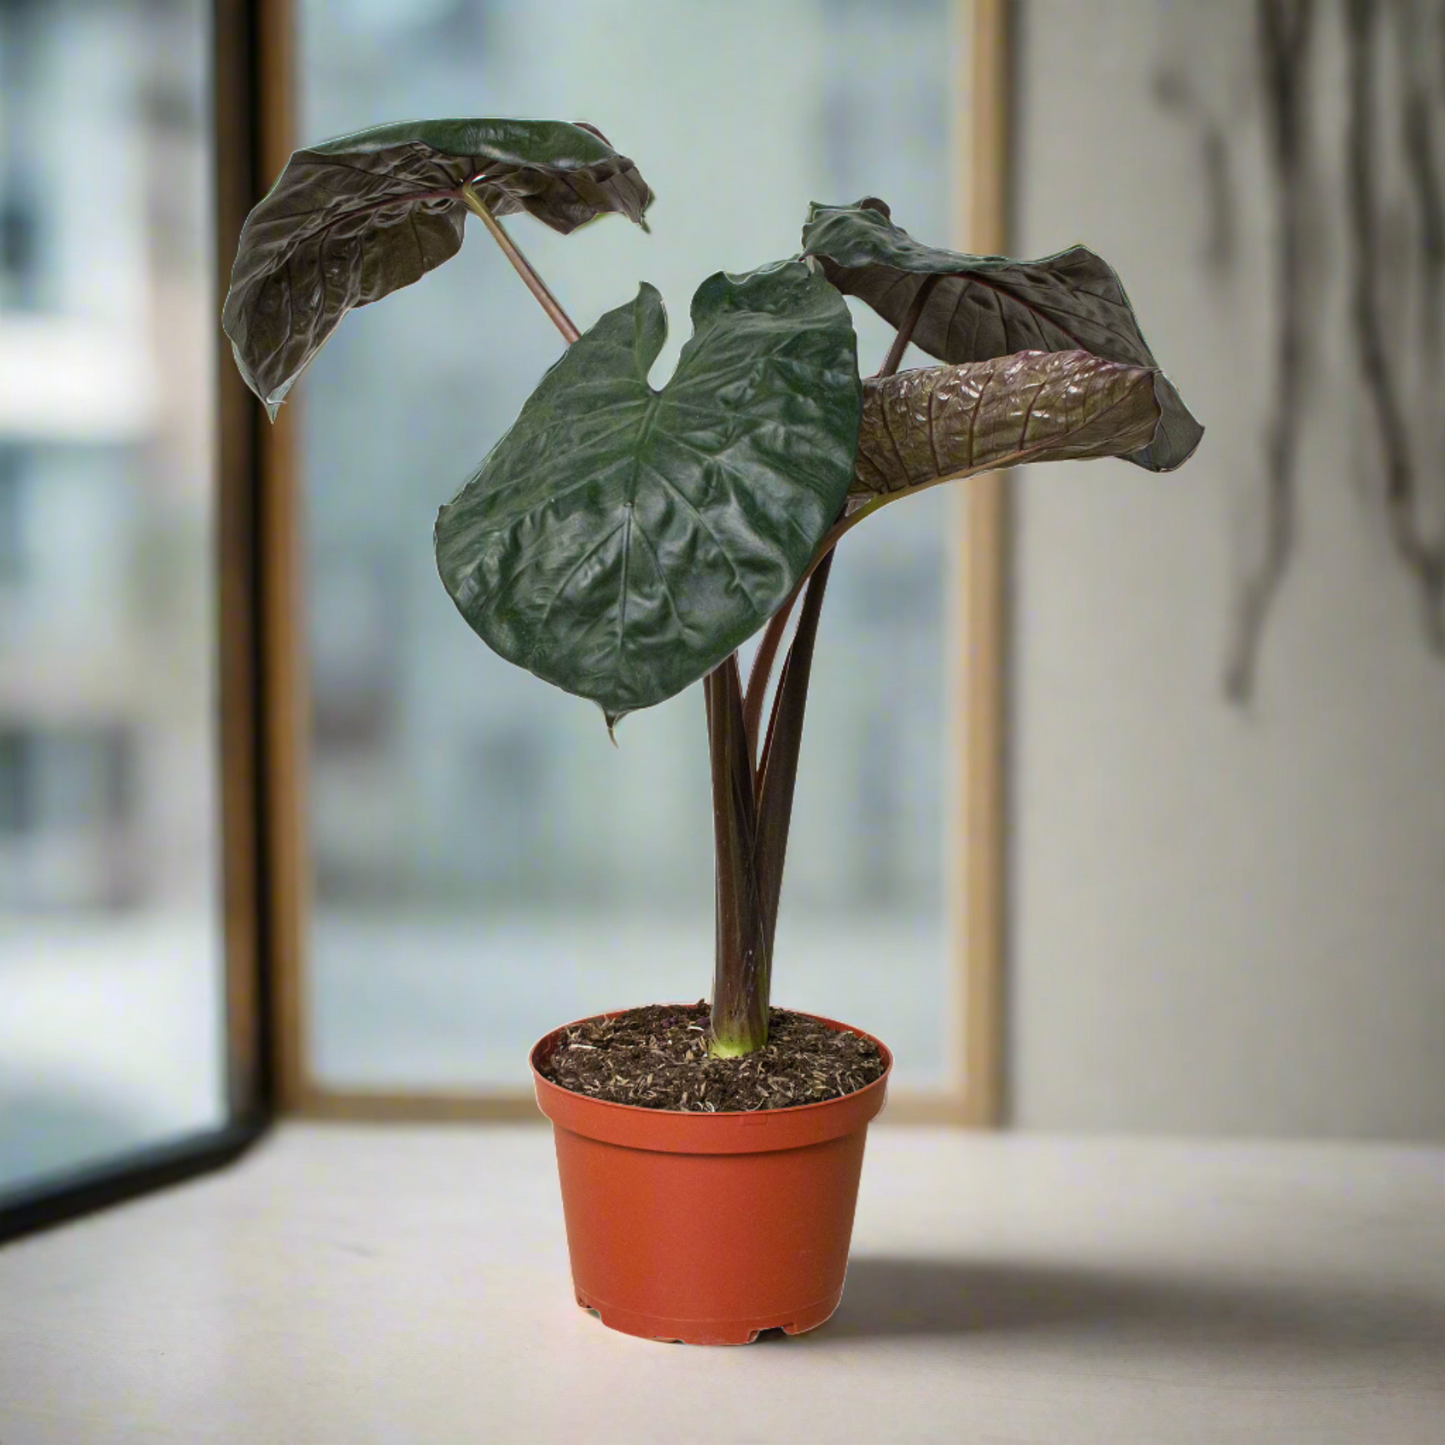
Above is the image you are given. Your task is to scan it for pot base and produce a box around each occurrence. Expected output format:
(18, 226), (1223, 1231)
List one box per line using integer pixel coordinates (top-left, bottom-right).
(532, 1007), (891, 1349)
(575, 1283), (843, 1346)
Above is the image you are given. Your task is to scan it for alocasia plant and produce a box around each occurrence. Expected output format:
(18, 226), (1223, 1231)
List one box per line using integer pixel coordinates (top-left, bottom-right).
(224, 118), (1202, 1060)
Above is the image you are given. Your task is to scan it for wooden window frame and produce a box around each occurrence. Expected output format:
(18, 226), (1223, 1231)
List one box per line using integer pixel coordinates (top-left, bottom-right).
(260, 0), (1013, 1128)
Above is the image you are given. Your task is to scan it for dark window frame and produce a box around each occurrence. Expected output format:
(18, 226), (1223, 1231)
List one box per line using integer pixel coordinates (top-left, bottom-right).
(0, 0), (280, 1244)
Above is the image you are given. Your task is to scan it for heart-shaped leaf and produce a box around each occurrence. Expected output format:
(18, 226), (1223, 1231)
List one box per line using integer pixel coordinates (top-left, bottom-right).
(222, 119), (652, 418)
(434, 261), (862, 724)
(851, 349), (1163, 510)
(802, 199), (1203, 473)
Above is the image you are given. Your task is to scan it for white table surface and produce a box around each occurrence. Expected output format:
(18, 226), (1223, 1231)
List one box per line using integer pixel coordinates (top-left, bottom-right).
(1, 1124), (1442, 1444)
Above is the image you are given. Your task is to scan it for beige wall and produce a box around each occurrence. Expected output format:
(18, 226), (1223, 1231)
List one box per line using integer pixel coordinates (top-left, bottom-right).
(1005, 1), (1445, 1137)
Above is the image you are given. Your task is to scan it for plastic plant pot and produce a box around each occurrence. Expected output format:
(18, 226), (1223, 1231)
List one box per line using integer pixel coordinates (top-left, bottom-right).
(530, 1007), (892, 1345)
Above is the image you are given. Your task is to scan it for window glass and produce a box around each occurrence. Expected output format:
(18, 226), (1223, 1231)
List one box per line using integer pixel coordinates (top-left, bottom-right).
(0, 0), (225, 1191)
(299, 0), (963, 1092)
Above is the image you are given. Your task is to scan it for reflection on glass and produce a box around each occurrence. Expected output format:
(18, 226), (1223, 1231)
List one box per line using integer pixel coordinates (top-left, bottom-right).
(0, 1), (225, 1191)
(300, 0), (961, 1092)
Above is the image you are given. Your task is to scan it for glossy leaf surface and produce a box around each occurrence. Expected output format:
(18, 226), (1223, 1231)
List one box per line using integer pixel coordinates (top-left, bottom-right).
(223, 119), (652, 418)
(850, 349), (1163, 509)
(434, 261), (861, 723)
(803, 199), (1203, 472)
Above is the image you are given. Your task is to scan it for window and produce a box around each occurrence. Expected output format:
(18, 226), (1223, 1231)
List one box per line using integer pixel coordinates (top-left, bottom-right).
(0, 0), (255, 1207)
(0, 446), (24, 581)
(291, 0), (980, 1105)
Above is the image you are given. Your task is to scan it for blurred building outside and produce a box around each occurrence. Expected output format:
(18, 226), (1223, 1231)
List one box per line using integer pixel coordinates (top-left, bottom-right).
(296, 0), (962, 1091)
(1, 0), (964, 1191)
(0, 0), (224, 1189)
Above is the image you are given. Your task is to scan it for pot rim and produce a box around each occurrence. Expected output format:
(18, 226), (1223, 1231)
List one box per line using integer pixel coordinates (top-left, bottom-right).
(529, 1004), (893, 1154)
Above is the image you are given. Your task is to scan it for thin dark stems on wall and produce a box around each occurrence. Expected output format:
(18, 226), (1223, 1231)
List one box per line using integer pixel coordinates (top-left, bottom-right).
(1343, 0), (1445, 654)
(1225, 0), (1316, 702)
(1399, 6), (1445, 353)
(1227, 0), (1445, 700)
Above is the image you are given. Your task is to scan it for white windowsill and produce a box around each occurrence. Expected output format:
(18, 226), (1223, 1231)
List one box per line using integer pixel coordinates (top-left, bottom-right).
(2, 1125), (1442, 1443)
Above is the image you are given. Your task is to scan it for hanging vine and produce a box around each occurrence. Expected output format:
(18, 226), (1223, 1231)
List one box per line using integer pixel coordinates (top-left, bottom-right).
(1225, 0), (1317, 702)
(1398, 1), (1445, 353)
(1343, 0), (1445, 654)
(1151, 64), (1237, 280)
(1226, 0), (1445, 701)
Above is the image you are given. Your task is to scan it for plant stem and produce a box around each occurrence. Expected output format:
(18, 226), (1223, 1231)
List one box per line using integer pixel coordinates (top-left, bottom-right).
(705, 655), (769, 1056)
(742, 582), (801, 770)
(753, 549), (835, 949)
(715, 294), (938, 1052)
(461, 183), (581, 345)
(709, 551), (838, 1057)
(740, 281), (938, 764)
(800, 455), (1001, 588)
(874, 273), (941, 377)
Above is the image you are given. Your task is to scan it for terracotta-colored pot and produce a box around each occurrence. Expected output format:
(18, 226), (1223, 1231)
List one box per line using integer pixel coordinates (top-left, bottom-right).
(530, 1007), (892, 1345)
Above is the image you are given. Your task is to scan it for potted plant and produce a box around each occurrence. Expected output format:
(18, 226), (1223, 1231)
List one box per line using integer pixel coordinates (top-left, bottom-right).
(224, 118), (1202, 1344)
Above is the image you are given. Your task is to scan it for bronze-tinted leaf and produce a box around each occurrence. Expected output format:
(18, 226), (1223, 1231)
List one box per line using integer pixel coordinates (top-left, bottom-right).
(851, 349), (1163, 509)
(222, 119), (652, 418)
(802, 199), (1202, 473)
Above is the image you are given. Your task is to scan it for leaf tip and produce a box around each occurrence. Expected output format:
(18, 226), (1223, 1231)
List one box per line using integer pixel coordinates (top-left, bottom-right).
(570, 119), (612, 147)
(603, 707), (628, 744)
(1131, 376), (1205, 472)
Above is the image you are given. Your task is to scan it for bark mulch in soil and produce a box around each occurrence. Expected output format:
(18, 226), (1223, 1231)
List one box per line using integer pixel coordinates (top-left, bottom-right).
(537, 1002), (885, 1112)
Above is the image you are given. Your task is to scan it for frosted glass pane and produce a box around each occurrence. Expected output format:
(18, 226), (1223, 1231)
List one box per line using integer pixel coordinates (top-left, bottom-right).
(0, 0), (226, 1191)
(299, 0), (963, 1092)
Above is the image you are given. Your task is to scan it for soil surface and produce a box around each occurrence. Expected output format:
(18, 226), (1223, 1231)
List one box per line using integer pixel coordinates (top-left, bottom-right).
(537, 1002), (886, 1112)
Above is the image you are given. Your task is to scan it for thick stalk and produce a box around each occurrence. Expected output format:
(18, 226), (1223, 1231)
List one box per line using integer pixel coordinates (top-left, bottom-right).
(740, 276), (939, 765)
(461, 183), (581, 344)
(706, 655), (769, 1056)
(742, 582), (801, 770)
(715, 298), (935, 1051)
(706, 557), (836, 1056)
(753, 550), (835, 952)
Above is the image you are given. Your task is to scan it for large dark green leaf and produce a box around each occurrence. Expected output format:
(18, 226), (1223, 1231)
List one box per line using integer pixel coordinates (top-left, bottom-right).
(434, 261), (861, 724)
(222, 119), (652, 418)
(802, 199), (1203, 472)
(850, 349), (1163, 510)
